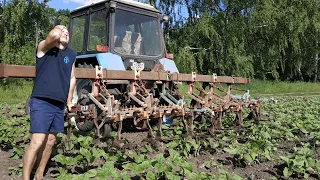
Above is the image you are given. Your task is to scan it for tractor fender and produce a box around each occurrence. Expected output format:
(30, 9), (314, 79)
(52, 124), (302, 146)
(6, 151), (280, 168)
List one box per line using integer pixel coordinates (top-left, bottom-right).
(158, 58), (179, 73)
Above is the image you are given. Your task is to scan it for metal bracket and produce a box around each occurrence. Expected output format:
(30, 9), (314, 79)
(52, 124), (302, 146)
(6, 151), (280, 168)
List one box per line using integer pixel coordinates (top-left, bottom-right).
(192, 72), (196, 82)
(95, 66), (103, 79)
(131, 62), (144, 80)
(212, 73), (217, 83)
(134, 68), (141, 80)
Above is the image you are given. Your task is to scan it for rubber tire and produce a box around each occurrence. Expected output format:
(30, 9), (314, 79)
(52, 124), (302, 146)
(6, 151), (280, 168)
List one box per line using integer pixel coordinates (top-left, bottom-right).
(77, 121), (94, 132)
(74, 63), (95, 132)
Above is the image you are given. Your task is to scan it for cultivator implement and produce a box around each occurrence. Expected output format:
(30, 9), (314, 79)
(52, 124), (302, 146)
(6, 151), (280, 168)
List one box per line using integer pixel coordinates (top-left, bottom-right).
(0, 63), (262, 142)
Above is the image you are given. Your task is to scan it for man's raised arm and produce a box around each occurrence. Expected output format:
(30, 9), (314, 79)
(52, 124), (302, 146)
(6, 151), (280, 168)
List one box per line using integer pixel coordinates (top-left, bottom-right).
(37, 25), (67, 58)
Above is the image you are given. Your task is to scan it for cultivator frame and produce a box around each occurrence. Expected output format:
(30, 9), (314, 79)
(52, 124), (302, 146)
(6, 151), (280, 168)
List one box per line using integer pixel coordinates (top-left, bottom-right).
(0, 63), (262, 142)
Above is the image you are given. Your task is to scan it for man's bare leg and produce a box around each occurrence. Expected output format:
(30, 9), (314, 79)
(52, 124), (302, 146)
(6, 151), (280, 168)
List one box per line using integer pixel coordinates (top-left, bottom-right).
(33, 139), (47, 173)
(23, 133), (48, 180)
(34, 133), (56, 180)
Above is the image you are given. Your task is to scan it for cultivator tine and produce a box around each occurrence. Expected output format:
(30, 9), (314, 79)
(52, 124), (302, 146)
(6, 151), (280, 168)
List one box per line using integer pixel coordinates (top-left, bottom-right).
(117, 120), (123, 142)
(66, 116), (72, 153)
(182, 115), (188, 133)
(114, 113), (124, 142)
(93, 118), (102, 143)
(186, 113), (195, 138)
(239, 110), (243, 126)
(208, 115), (214, 136)
(234, 110), (243, 127)
(214, 110), (223, 130)
(146, 119), (155, 138)
(253, 105), (261, 124)
(62, 113), (74, 154)
(157, 117), (163, 137)
(67, 116), (71, 142)
(257, 103), (262, 122)
(209, 115), (217, 137)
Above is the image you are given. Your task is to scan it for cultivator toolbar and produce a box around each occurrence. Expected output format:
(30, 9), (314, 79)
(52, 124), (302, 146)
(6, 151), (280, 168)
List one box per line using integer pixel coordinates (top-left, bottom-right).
(0, 63), (261, 142)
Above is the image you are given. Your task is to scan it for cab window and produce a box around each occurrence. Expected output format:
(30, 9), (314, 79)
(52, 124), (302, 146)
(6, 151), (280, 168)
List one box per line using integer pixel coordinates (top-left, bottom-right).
(88, 9), (108, 51)
(70, 15), (86, 52)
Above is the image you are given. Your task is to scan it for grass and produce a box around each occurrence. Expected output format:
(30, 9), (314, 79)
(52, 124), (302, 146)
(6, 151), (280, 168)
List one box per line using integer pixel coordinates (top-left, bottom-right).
(0, 78), (319, 104)
(0, 78), (33, 105)
(236, 79), (320, 97)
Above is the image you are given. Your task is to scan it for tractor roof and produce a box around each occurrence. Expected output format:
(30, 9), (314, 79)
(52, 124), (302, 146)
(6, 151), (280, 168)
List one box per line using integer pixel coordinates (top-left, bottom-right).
(71, 0), (160, 13)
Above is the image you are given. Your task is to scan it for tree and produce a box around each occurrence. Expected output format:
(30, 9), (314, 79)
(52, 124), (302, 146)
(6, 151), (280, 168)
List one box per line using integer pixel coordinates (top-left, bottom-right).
(0, 0), (70, 65)
(156, 0), (320, 81)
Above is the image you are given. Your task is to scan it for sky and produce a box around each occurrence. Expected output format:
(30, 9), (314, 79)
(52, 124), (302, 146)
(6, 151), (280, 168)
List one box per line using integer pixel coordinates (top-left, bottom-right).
(46, 0), (188, 19)
(47, 0), (103, 11)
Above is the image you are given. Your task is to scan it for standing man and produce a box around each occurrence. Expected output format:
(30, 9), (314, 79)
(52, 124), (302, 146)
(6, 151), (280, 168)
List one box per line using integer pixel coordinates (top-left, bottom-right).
(22, 25), (77, 180)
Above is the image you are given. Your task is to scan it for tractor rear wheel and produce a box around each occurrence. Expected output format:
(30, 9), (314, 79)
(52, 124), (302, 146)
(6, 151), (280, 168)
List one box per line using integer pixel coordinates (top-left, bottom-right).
(74, 63), (96, 133)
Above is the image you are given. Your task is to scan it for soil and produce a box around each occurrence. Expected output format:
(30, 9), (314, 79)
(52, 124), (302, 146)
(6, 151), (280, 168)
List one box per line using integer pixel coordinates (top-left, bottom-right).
(2, 130), (320, 180)
(1, 108), (320, 180)
(0, 150), (21, 180)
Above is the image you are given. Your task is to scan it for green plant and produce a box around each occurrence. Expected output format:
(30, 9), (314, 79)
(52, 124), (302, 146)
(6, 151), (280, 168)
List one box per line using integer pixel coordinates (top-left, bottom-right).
(167, 138), (201, 157)
(280, 145), (318, 178)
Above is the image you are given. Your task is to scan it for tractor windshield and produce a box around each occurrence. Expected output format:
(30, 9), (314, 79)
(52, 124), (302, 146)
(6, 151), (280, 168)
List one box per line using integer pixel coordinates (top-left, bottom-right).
(113, 9), (162, 57)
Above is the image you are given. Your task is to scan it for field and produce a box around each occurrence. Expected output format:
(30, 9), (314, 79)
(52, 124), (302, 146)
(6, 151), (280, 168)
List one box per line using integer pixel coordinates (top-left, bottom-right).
(1, 79), (320, 179)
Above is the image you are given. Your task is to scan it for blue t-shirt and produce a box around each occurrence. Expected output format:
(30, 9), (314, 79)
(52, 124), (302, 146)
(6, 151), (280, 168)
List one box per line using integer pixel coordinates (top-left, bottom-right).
(31, 46), (76, 104)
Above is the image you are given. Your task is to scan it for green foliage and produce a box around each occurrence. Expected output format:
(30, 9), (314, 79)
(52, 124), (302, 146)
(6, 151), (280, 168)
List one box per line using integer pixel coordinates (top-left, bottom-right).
(8, 164), (23, 177)
(280, 144), (319, 178)
(0, 0), (69, 65)
(0, 78), (33, 104)
(159, 0), (320, 81)
(2, 91), (320, 179)
(167, 138), (201, 157)
(0, 115), (29, 146)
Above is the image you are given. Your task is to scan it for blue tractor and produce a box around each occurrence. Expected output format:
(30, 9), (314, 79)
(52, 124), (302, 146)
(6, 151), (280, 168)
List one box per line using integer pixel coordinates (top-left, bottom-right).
(67, 0), (180, 137)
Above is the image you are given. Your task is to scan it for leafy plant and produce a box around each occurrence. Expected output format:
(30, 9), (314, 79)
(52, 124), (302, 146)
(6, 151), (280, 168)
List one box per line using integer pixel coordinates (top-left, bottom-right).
(280, 145), (317, 178)
(167, 138), (201, 157)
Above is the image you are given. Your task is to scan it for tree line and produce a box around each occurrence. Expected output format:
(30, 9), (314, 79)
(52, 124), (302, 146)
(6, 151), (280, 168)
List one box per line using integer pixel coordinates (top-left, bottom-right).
(0, 0), (69, 66)
(1, 0), (320, 82)
(153, 0), (320, 82)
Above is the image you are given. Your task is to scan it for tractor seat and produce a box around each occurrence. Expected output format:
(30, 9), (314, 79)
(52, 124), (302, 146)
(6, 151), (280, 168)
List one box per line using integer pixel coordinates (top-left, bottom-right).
(114, 31), (143, 55)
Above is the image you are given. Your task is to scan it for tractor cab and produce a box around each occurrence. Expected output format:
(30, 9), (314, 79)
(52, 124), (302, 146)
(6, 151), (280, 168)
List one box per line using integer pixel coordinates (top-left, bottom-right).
(68, 0), (175, 72)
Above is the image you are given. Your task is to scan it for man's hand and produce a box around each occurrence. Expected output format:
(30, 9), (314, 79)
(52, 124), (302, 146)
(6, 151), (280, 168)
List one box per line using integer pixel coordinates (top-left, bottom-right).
(55, 25), (67, 30)
(67, 103), (75, 112)
(37, 25), (67, 58)
(55, 25), (68, 34)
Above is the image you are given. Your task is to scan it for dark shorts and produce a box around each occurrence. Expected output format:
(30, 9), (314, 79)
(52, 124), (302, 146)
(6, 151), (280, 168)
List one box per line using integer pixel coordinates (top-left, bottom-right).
(29, 97), (65, 134)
